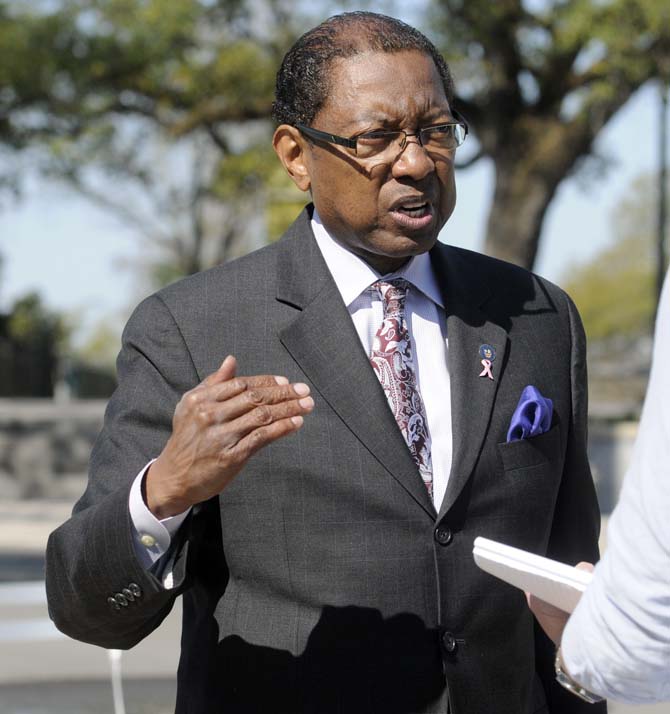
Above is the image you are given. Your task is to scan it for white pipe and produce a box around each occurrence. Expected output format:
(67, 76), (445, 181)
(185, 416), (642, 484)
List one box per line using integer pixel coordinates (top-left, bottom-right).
(108, 648), (126, 714)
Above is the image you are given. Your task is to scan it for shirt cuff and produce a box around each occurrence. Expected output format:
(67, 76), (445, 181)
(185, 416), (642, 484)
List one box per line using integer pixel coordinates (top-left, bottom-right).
(129, 459), (191, 568)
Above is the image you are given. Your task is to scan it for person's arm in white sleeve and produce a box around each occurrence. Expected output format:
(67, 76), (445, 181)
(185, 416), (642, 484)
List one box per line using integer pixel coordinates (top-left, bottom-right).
(560, 277), (670, 704)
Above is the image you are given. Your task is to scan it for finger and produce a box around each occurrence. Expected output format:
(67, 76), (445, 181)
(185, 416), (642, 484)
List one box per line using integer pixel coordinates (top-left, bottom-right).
(229, 414), (306, 462)
(201, 355), (237, 388)
(207, 375), (295, 403)
(184, 375), (300, 416)
(575, 561), (594, 573)
(211, 382), (311, 420)
(216, 393), (313, 447)
(528, 593), (568, 619)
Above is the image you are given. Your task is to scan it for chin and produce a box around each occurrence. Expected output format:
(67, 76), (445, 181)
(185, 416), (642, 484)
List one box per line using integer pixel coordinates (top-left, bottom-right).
(397, 231), (438, 254)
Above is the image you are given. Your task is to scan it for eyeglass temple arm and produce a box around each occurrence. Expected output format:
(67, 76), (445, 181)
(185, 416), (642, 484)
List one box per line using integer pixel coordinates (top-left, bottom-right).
(450, 108), (469, 135)
(295, 124), (357, 149)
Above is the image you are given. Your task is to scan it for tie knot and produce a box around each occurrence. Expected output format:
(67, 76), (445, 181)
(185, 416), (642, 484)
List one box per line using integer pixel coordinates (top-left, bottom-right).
(373, 279), (410, 317)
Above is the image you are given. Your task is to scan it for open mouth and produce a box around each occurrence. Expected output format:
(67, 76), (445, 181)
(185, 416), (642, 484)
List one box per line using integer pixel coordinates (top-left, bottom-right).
(396, 202), (430, 218)
(390, 200), (434, 230)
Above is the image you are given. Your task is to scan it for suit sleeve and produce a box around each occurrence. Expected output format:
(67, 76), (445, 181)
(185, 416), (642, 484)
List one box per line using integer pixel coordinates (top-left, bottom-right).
(45, 293), (205, 649)
(535, 290), (607, 713)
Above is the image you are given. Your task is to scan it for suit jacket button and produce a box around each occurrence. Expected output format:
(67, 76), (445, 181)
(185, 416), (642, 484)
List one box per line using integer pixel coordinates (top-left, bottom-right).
(114, 593), (129, 607)
(128, 583), (142, 598)
(441, 631), (457, 653)
(434, 526), (452, 546)
(107, 597), (121, 611)
(122, 588), (136, 602)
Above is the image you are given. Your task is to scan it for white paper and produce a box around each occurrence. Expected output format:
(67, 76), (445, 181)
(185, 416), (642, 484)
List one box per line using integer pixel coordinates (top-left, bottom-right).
(472, 536), (593, 613)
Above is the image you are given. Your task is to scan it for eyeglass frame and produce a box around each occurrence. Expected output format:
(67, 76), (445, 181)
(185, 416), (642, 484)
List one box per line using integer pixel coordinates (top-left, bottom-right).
(295, 109), (469, 159)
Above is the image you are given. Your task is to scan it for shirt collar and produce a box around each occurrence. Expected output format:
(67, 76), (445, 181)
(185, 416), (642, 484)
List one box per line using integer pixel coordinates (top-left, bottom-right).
(311, 209), (444, 309)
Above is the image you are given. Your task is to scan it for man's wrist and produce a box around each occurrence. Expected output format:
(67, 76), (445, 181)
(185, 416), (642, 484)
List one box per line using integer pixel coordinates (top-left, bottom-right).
(145, 457), (192, 519)
(554, 647), (604, 704)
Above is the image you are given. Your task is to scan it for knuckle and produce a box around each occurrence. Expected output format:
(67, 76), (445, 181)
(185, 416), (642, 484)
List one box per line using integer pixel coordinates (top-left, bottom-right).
(230, 378), (246, 393)
(184, 392), (200, 409)
(245, 389), (264, 406)
(216, 446), (234, 467)
(194, 406), (212, 426)
(247, 427), (267, 449)
(254, 405), (273, 425)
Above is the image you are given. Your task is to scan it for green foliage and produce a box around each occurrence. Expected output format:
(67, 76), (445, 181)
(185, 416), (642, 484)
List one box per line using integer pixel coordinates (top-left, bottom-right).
(5, 0), (666, 279)
(0, 291), (70, 396)
(563, 234), (655, 340)
(0, 0), (310, 283)
(428, 0), (670, 268)
(562, 174), (665, 340)
(7, 292), (69, 348)
(71, 319), (120, 368)
(213, 141), (307, 241)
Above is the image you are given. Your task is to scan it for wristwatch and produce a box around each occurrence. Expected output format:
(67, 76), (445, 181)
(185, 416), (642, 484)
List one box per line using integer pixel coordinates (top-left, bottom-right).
(554, 648), (604, 704)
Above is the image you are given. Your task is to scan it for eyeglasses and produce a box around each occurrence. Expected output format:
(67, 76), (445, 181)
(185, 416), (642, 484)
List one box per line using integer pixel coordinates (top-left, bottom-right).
(296, 112), (468, 163)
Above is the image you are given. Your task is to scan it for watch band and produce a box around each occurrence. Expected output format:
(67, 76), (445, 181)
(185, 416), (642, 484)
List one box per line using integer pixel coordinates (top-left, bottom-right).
(554, 648), (604, 704)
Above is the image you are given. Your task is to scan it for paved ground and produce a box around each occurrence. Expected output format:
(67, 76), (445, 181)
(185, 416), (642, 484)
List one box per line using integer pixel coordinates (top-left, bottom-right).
(0, 499), (667, 714)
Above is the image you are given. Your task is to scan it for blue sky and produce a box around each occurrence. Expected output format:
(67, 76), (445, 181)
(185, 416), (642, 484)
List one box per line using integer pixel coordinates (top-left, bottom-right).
(0, 81), (664, 347)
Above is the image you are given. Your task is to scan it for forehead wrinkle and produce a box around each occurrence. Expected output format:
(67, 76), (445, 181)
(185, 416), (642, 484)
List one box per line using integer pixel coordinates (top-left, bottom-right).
(343, 96), (450, 132)
(315, 51), (450, 131)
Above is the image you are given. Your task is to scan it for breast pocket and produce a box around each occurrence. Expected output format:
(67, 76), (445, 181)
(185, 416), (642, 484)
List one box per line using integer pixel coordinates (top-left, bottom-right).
(494, 424), (565, 547)
(497, 422), (562, 474)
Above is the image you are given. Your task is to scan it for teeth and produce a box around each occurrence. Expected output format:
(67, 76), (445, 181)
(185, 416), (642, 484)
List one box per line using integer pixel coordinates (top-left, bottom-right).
(398, 203), (429, 216)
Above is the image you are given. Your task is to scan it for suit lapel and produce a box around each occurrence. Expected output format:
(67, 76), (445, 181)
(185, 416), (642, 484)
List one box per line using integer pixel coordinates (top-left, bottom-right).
(276, 210), (436, 518)
(430, 246), (509, 519)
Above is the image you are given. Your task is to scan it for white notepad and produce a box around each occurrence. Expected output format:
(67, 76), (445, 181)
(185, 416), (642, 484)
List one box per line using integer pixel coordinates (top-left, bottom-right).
(472, 536), (593, 613)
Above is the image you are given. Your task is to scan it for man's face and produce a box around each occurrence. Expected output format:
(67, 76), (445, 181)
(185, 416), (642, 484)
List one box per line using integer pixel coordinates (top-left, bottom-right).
(297, 50), (458, 274)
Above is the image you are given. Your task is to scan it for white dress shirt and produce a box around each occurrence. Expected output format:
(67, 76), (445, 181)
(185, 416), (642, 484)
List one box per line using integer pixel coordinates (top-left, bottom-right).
(129, 210), (453, 569)
(561, 275), (670, 704)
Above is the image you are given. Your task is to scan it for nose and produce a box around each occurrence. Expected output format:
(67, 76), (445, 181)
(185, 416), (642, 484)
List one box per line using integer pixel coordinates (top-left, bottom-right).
(391, 134), (435, 181)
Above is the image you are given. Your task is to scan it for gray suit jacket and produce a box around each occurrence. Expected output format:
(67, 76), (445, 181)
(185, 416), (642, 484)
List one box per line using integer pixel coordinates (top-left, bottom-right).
(46, 207), (604, 714)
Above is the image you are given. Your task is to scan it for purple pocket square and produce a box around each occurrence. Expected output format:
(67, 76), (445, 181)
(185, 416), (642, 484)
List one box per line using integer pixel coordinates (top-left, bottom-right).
(506, 385), (553, 443)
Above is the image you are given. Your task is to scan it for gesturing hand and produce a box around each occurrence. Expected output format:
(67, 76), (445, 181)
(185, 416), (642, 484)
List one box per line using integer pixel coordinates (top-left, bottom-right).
(145, 355), (314, 518)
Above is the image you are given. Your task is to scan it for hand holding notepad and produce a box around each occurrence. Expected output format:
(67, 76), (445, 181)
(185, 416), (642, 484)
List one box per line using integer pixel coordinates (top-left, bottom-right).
(472, 537), (593, 613)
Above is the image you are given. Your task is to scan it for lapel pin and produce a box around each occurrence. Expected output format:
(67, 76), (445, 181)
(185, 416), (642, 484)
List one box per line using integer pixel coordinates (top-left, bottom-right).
(479, 344), (496, 380)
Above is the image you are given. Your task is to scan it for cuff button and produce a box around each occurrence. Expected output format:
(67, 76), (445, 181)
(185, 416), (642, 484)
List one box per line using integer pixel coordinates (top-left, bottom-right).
(140, 533), (157, 547)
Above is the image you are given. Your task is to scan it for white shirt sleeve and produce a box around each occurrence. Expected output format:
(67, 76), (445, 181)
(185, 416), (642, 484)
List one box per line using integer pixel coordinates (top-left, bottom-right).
(561, 277), (670, 704)
(128, 460), (191, 569)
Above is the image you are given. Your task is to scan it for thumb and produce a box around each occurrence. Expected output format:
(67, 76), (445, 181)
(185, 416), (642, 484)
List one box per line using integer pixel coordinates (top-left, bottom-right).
(202, 355), (237, 387)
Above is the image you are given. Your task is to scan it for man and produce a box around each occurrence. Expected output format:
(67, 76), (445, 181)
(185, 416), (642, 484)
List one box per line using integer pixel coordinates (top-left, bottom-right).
(46, 12), (604, 714)
(528, 274), (670, 705)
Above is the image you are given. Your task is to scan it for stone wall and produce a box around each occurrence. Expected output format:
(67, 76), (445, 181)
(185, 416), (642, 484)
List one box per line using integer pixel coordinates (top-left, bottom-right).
(0, 400), (105, 499)
(0, 399), (638, 513)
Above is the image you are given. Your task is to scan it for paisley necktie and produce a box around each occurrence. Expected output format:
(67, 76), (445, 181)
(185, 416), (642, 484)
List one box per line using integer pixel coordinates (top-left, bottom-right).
(369, 279), (433, 498)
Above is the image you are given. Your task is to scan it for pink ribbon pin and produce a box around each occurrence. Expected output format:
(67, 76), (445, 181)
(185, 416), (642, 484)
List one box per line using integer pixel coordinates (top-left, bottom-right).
(479, 359), (494, 380)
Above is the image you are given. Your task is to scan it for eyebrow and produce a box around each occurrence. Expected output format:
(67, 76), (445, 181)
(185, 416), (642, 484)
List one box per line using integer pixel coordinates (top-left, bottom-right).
(347, 105), (455, 130)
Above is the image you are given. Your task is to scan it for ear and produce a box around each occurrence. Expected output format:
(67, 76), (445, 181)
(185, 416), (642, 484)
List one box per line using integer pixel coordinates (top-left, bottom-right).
(273, 125), (311, 192)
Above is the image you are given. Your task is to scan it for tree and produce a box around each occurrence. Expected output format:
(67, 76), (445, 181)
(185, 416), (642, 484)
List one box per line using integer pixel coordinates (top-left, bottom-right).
(431, 0), (670, 269)
(6, 0), (667, 277)
(0, 0), (307, 285)
(0, 292), (68, 396)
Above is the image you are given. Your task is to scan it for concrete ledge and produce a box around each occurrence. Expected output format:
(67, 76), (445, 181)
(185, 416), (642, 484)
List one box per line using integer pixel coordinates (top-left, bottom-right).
(0, 400), (105, 499)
